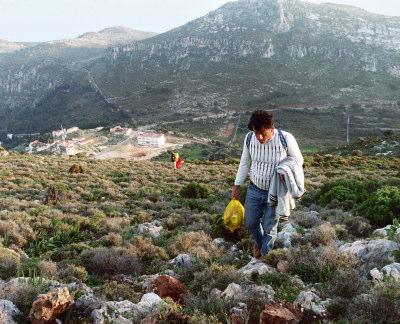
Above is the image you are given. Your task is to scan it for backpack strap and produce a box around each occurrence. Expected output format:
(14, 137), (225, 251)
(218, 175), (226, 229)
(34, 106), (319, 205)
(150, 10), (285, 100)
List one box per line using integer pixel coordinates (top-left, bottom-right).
(278, 128), (288, 152)
(246, 129), (288, 152)
(246, 132), (253, 150)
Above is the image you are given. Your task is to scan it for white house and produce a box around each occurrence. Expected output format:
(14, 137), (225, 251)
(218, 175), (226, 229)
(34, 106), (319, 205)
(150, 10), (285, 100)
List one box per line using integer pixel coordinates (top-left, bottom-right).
(52, 129), (65, 138)
(137, 132), (166, 147)
(66, 127), (80, 134)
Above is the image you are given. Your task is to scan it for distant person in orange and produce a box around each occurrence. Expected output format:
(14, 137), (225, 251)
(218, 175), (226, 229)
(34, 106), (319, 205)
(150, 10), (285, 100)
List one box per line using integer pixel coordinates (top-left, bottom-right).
(171, 152), (185, 169)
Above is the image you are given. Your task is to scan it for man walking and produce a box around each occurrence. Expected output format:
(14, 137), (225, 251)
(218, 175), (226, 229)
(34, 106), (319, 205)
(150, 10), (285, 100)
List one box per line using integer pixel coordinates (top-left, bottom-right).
(231, 110), (303, 258)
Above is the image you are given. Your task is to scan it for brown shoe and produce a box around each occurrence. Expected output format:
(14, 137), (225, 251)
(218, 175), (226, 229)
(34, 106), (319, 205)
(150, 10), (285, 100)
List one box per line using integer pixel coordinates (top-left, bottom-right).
(252, 244), (262, 259)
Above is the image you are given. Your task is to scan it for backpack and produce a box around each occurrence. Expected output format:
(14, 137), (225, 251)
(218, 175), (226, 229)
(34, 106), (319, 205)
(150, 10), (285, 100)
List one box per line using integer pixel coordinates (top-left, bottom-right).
(246, 129), (288, 152)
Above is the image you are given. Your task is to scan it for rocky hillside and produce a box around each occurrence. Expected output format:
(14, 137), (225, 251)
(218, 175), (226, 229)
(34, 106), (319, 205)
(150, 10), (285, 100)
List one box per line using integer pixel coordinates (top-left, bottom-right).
(2, 0), (400, 134)
(0, 151), (399, 323)
(0, 27), (157, 133)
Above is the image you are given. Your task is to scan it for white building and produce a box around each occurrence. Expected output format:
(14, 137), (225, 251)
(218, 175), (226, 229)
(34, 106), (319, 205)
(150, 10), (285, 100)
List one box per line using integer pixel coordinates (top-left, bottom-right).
(137, 132), (166, 147)
(66, 127), (80, 134)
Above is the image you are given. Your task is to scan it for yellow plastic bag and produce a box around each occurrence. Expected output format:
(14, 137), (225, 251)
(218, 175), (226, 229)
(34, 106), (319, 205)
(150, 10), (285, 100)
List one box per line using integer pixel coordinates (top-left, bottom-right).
(223, 199), (244, 233)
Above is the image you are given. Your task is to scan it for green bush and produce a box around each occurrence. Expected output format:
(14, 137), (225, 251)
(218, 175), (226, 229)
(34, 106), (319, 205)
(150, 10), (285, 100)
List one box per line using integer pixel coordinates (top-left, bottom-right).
(317, 178), (381, 209)
(355, 186), (400, 227)
(180, 182), (210, 199)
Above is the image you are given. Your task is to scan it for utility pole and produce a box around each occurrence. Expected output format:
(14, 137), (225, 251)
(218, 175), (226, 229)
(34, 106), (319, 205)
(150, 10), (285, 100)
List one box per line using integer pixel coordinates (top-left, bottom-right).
(346, 111), (350, 145)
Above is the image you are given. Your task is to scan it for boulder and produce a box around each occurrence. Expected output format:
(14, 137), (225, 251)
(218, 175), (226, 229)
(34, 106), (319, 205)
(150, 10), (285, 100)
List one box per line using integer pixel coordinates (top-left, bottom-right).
(277, 223), (297, 248)
(221, 283), (243, 302)
(372, 225), (393, 238)
(138, 221), (162, 238)
(339, 239), (400, 268)
(29, 287), (74, 324)
(221, 283), (274, 304)
(295, 290), (329, 317)
(151, 275), (187, 303)
(260, 303), (303, 324)
(370, 263), (400, 282)
(0, 300), (21, 324)
(91, 293), (164, 324)
(237, 257), (276, 276)
(230, 303), (248, 324)
(136, 274), (159, 292)
(212, 238), (226, 246)
(169, 254), (192, 268)
(382, 263), (400, 281)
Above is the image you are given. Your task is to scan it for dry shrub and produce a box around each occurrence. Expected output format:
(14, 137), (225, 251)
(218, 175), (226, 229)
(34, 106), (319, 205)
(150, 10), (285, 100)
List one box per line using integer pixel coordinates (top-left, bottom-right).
(190, 263), (244, 292)
(346, 281), (400, 323)
(294, 211), (322, 228)
(129, 236), (168, 261)
(164, 213), (185, 230)
(97, 280), (141, 303)
(0, 279), (49, 318)
(263, 249), (288, 267)
(61, 264), (88, 282)
(99, 217), (131, 232)
(326, 268), (371, 299)
(100, 233), (124, 247)
(310, 223), (337, 246)
(37, 260), (59, 280)
(0, 247), (20, 279)
(287, 242), (358, 283)
(136, 211), (153, 223)
(169, 231), (221, 259)
(344, 216), (372, 238)
(81, 247), (141, 276)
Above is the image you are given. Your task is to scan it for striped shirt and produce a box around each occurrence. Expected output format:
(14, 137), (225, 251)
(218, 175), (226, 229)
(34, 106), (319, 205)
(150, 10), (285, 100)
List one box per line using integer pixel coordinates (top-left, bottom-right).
(234, 129), (304, 190)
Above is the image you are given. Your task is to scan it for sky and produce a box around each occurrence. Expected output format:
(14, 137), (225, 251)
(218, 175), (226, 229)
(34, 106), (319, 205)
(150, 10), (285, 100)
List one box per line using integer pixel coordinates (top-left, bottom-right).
(0, 0), (399, 43)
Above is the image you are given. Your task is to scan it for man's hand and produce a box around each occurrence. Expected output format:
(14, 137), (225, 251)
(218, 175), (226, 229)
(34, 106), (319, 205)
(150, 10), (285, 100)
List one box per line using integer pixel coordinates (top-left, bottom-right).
(231, 185), (240, 200)
(279, 174), (285, 182)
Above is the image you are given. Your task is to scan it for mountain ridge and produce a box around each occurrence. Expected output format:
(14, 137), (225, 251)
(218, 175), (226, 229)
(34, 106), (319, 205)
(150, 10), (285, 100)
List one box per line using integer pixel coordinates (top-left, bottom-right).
(1, 0), (400, 134)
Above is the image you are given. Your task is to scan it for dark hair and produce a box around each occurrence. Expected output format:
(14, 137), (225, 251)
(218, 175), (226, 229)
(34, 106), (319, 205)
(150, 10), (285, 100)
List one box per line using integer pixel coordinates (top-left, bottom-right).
(247, 110), (275, 131)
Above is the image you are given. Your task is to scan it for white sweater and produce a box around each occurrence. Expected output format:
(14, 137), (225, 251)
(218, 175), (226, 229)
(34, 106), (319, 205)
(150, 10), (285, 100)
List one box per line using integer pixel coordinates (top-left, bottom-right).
(234, 129), (304, 191)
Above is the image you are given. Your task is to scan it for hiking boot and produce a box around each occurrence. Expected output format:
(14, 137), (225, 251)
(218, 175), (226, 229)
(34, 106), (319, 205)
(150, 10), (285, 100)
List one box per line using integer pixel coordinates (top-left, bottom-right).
(252, 244), (262, 259)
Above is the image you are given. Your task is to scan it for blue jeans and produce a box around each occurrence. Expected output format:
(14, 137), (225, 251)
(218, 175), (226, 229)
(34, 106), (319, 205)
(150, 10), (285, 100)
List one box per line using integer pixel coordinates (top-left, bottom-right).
(244, 183), (278, 256)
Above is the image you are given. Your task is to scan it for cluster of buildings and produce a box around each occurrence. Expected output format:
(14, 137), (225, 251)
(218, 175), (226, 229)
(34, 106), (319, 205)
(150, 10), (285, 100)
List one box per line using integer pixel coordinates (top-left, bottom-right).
(25, 125), (167, 156)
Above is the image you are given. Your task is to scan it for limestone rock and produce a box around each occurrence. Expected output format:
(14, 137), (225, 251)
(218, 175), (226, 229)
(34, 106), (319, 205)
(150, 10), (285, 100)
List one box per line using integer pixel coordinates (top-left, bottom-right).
(91, 293), (164, 324)
(295, 290), (329, 317)
(370, 263), (400, 282)
(221, 283), (274, 304)
(138, 220), (162, 238)
(237, 257), (276, 276)
(339, 239), (400, 267)
(169, 254), (192, 268)
(277, 223), (297, 248)
(0, 300), (21, 324)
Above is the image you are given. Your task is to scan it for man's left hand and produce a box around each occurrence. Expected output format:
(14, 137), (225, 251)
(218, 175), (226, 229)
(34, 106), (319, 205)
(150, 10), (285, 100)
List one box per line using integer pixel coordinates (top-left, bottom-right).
(279, 174), (285, 182)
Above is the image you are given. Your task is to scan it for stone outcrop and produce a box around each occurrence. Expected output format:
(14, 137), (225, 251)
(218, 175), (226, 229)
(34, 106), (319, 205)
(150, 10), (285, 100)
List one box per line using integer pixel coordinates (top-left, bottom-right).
(29, 287), (74, 324)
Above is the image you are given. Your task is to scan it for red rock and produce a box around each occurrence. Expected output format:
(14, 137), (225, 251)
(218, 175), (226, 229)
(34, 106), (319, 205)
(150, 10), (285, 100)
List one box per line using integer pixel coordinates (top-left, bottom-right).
(260, 303), (302, 324)
(29, 287), (74, 324)
(231, 313), (245, 324)
(140, 314), (160, 324)
(152, 275), (187, 303)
